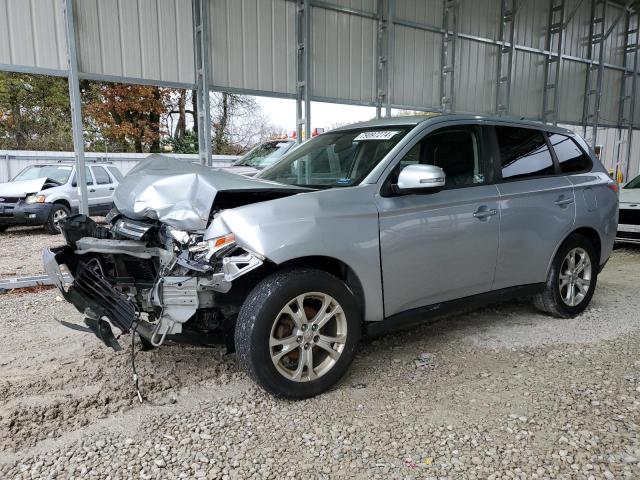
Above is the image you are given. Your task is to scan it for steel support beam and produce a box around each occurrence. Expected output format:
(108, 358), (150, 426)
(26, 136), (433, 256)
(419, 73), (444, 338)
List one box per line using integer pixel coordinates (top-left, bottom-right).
(496, 0), (518, 115)
(375, 0), (386, 118)
(542, 0), (566, 125)
(623, 12), (639, 180)
(582, 0), (607, 146)
(62, 0), (89, 215)
(295, 0), (311, 143)
(441, 0), (458, 113)
(193, 0), (212, 166)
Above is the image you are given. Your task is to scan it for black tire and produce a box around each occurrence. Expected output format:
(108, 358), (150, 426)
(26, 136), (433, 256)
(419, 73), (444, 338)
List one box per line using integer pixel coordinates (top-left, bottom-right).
(235, 268), (361, 398)
(0, 225), (8, 233)
(44, 204), (69, 235)
(533, 233), (598, 318)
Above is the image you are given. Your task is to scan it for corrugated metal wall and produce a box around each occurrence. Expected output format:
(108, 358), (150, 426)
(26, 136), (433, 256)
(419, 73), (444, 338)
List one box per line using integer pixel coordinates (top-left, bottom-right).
(311, 5), (377, 103)
(209, 0), (297, 95)
(1, 0), (640, 176)
(73, 0), (195, 86)
(0, 0), (67, 72)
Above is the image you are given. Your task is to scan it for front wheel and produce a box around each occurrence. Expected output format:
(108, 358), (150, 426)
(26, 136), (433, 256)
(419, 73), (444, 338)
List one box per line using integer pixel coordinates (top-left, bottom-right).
(533, 233), (598, 318)
(44, 204), (69, 235)
(235, 268), (361, 398)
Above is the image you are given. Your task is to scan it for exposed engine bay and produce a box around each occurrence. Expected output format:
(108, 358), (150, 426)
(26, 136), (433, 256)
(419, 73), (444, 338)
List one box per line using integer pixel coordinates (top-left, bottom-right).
(44, 211), (266, 352)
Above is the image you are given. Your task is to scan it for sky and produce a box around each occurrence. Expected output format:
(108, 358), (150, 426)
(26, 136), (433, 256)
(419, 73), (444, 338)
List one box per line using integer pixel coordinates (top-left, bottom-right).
(255, 96), (379, 134)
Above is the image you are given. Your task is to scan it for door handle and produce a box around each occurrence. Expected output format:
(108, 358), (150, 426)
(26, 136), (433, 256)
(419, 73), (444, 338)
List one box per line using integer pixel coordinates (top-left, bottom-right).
(473, 208), (498, 219)
(89, 189), (96, 193)
(554, 196), (574, 207)
(109, 187), (115, 191)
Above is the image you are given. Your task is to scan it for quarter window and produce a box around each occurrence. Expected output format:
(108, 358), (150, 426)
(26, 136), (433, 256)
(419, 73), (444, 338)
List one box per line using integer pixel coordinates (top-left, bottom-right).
(107, 166), (124, 182)
(390, 126), (485, 189)
(496, 126), (555, 180)
(92, 166), (112, 185)
(547, 133), (592, 173)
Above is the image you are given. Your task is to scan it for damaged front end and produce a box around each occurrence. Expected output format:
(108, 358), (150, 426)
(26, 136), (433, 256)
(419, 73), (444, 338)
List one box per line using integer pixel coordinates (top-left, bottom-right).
(43, 157), (307, 352)
(44, 213), (264, 351)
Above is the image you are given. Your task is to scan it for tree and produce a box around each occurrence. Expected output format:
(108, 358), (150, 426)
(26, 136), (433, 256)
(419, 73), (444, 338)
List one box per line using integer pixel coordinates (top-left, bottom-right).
(210, 93), (283, 155)
(0, 72), (72, 150)
(161, 131), (198, 154)
(83, 83), (170, 153)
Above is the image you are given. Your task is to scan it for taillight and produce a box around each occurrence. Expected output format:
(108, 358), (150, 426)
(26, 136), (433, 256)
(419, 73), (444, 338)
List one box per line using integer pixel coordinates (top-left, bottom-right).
(607, 183), (619, 193)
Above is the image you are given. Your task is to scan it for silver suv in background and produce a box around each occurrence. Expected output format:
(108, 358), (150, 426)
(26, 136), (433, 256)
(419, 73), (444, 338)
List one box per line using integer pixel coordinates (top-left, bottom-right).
(44, 115), (618, 397)
(0, 162), (123, 234)
(223, 138), (296, 176)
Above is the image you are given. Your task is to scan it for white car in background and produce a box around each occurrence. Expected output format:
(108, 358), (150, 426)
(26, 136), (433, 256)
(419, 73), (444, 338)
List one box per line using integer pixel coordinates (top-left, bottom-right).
(222, 138), (296, 177)
(0, 162), (123, 234)
(617, 174), (640, 244)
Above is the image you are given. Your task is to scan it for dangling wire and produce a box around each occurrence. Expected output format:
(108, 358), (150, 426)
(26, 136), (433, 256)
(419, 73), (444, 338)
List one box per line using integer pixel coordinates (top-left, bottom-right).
(130, 310), (143, 403)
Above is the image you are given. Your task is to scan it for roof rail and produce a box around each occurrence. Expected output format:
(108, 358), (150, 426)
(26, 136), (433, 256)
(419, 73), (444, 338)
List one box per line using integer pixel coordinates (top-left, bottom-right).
(55, 159), (114, 164)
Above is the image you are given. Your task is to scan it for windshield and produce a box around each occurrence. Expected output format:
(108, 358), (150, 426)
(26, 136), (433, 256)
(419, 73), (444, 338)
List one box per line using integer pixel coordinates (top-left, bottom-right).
(258, 127), (412, 188)
(13, 165), (73, 184)
(235, 141), (294, 168)
(625, 175), (640, 189)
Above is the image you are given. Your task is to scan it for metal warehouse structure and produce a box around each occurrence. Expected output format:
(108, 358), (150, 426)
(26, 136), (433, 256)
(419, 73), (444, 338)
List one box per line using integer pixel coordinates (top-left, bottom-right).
(0, 0), (639, 213)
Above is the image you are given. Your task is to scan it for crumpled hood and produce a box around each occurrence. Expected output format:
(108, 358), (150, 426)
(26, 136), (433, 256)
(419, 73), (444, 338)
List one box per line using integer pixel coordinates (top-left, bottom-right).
(0, 177), (48, 199)
(113, 155), (306, 231)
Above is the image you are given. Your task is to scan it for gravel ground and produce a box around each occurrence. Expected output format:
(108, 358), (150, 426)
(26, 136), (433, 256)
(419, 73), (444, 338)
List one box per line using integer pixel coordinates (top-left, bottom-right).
(0, 227), (64, 277)
(0, 219), (104, 278)
(1, 246), (640, 479)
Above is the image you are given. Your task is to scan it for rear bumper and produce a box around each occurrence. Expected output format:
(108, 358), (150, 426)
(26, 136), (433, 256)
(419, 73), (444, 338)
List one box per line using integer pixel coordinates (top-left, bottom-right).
(0, 201), (54, 226)
(616, 225), (640, 244)
(616, 208), (640, 244)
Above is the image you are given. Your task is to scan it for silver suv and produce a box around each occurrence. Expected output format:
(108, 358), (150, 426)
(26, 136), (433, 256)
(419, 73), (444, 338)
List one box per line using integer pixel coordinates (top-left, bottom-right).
(0, 161), (123, 234)
(44, 115), (618, 397)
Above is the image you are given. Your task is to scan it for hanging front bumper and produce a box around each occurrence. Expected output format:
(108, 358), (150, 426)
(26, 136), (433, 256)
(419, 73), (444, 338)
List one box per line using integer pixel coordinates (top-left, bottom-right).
(43, 247), (137, 350)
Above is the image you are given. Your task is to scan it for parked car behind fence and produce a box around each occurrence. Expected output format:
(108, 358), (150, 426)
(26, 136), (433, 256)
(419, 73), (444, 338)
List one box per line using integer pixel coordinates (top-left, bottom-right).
(617, 174), (640, 244)
(0, 161), (123, 234)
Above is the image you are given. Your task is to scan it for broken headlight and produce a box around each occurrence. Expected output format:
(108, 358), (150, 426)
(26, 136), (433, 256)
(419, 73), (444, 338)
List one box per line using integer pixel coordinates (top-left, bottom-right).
(189, 234), (236, 262)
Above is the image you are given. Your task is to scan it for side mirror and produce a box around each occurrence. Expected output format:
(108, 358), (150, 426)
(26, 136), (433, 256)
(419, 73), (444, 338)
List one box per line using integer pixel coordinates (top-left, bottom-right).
(396, 164), (446, 193)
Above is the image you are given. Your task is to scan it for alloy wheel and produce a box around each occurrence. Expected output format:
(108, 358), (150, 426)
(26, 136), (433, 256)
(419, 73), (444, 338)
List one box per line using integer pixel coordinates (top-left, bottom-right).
(558, 247), (592, 307)
(269, 292), (347, 382)
(53, 208), (68, 230)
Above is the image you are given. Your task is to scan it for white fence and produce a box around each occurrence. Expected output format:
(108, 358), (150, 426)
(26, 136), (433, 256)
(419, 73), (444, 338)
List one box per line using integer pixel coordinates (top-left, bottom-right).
(0, 151), (238, 183)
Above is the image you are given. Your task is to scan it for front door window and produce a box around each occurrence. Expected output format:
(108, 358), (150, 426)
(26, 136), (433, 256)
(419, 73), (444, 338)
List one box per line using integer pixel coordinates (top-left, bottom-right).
(389, 126), (485, 189)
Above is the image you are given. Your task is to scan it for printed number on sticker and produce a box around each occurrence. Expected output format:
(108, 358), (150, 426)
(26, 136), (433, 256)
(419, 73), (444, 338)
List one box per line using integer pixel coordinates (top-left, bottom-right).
(354, 131), (400, 141)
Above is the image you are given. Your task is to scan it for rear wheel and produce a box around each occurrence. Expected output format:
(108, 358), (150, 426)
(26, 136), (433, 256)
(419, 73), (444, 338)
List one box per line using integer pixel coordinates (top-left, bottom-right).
(44, 204), (69, 235)
(0, 225), (8, 233)
(235, 268), (361, 398)
(533, 233), (598, 318)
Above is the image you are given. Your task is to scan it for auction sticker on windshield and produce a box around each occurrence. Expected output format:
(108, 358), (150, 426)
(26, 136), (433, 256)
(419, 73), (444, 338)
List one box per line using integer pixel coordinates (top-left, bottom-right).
(354, 131), (400, 141)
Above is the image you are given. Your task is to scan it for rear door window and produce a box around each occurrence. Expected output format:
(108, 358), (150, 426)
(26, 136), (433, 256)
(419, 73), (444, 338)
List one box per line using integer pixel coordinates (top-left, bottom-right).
(72, 167), (94, 185)
(92, 166), (112, 185)
(547, 133), (592, 174)
(495, 126), (555, 180)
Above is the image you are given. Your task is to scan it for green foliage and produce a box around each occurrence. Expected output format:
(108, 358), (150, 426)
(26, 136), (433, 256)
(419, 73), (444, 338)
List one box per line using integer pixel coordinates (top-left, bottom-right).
(0, 72), (73, 150)
(162, 131), (199, 154)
